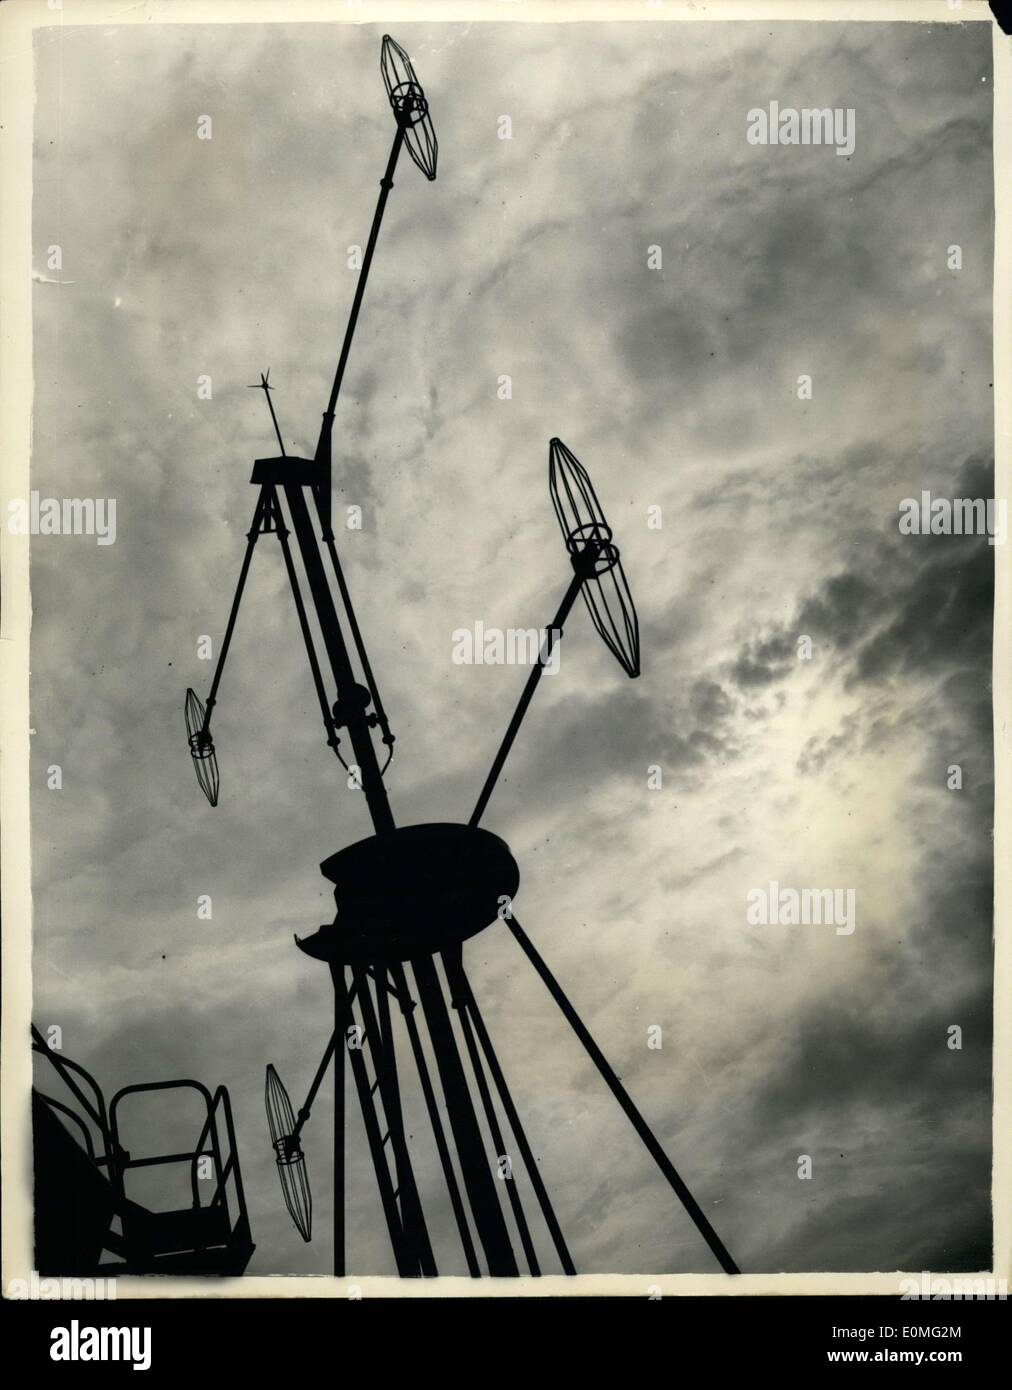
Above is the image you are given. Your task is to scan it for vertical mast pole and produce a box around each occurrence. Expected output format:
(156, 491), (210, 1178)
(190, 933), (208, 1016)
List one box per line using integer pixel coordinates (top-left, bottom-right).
(410, 955), (519, 1275)
(281, 484), (394, 832)
(332, 966), (345, 1277)
(310, 118), (408, 1281)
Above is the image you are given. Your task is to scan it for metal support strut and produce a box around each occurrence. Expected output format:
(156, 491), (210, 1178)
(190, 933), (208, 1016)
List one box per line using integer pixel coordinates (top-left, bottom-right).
(504, 914), (740, 1276)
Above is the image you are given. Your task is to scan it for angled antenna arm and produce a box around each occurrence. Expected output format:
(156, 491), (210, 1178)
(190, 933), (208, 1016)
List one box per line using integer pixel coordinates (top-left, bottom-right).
(315, 123), (406, 519)
(185, 484), (277, 806)
(200, 489), (270, 734)
(468, 570), (584, 829)
(309, 126), (408, 756)
(289, 1030), (339, 1146)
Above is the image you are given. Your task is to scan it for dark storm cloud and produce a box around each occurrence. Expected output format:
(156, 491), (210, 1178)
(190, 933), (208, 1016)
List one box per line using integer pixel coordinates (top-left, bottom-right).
(726, 872), (994, 1273)
(854, 464), (995, 688)
(747, 977), (991, 1135)
(731, 631), (799, 689)
(726, 455), (994, 714)
(488, 670), (741, 815)
(702, 453), (996, 1269)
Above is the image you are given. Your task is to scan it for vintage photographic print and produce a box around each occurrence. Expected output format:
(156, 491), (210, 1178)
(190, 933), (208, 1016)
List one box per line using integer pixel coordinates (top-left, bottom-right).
(1, 0), (1008, 1342)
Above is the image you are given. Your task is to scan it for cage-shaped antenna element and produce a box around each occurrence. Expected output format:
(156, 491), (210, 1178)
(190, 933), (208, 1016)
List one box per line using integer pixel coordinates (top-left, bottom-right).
(184, 688), (220, 807)
(549, 438), (641, 678)
(381, 34), (438, 181)
(265, 1065), (312, 1243)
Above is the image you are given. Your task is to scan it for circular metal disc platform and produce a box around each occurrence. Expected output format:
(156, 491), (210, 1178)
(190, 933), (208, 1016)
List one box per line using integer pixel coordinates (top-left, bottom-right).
(295, 822), (520, 965)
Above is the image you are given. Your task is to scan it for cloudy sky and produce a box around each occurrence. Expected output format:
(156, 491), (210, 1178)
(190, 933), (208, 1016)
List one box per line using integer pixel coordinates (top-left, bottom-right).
(29, 14), (995, 1278)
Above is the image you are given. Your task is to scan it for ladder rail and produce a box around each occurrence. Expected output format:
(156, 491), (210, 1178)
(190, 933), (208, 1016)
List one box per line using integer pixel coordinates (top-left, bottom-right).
(337, 970), (419, 1275)
(352, 964), (437, 1276)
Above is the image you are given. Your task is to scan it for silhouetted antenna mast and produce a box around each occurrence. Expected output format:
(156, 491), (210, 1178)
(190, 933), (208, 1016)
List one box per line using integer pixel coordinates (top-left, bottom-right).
(181, 33), (738, 1281)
